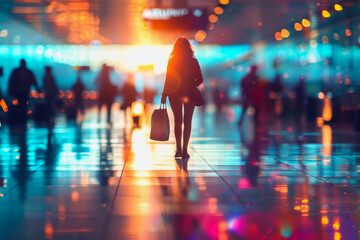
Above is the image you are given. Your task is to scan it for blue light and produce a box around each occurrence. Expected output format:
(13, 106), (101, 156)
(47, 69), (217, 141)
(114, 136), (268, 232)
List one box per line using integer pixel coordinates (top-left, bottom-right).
(44, 49), (53, 58)
(35, 45), (44, 55)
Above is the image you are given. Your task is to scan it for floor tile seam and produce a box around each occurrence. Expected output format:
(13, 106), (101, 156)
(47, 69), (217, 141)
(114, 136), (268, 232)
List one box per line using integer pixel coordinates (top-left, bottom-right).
(1, 150), (62, 197)
(98, 143), (131, 240)
(191, 146), (253, 207)
(270, 157), (356, 198)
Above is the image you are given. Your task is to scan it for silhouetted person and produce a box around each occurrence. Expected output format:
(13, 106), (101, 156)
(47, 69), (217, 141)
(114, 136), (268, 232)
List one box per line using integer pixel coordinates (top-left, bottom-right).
(119, 73), (138, 117)
(72, 75), (85, 115)
(7, 59), (39, 125)
(271, 74), (284, 95)
(43, 66), (58, 117)
(95, 64), (116, 123)
(238, 65), (259, 125)
(161, 37), (204, 159)
(294, 76), (305, 119)
(270, 73), (284, 116)
(143, 86), (157, 105)
(43, 66), (58, 104)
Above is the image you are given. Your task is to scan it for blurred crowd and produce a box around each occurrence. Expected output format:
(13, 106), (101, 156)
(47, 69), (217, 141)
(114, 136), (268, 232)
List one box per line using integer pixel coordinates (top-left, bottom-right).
(0, 58), (354, 130)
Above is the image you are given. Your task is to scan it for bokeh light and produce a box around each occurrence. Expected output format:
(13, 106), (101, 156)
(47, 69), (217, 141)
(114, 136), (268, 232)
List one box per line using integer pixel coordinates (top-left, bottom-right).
(219, 0), (230, 5)
(214, 7), (224, 15)
(275, 32), (283, 41)
(334, 4), (343, 11)
(321, 216), (329, 225)
(280, 224), (293, 238)
(321, 36), (329, 44)
(281, 29), (290, 38)
(294, 23), (303, 31)
(310, 39), (317, 48)
(195, 30), (207, 42)
(209, 14), (218, 23)
(0, 29), (8, 37)
(345, 29), (352, 36)
(322, 10), (331, 18)
(302, 18), (311, 27)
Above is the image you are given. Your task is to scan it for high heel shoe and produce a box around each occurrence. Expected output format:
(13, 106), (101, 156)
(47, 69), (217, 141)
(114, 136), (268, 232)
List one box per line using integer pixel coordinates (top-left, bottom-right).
(182, 151), (190, 159)
(175, 149), (182, 158)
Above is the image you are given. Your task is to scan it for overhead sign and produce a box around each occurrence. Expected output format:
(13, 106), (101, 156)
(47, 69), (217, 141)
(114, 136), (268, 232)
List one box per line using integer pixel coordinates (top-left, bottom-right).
(142, 8), (208, 30)
(142, 8), (189, 20)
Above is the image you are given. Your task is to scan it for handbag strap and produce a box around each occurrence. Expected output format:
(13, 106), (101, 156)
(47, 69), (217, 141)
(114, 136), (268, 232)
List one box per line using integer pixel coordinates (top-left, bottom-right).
(160, 103), (166, 109)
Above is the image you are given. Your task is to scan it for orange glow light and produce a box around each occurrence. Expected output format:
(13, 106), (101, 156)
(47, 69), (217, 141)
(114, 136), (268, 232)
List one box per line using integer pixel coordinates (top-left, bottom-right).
(65, 90), (73, 99)
(281, 29), (290, 38)
(12, 99), (19, 105)
(214, 7), (224, 15)
(132, 101), (144, 116)
(71, 191), (79, 202)
(345, 29), (352, 36)
(318, 92), (325, 99)
(81, 91), (89, 99)
(321, 216), (329, 225)
(322, 125), (332, 155)
(209, 14), (218, 23)
(334, 4), (343, 11)
(0, 99), (8, 112)
(44, 221), (54, 239)
(302, 19), (311, 27)
(334, 232), (341, 240)
(219, 0), (230, 5)
(89, 91), (97, 100)
(322, 36), (329, 44)
(294, 22), (303, 31)
(195, 30), (207, 42)
(322, 10), (331, 18)
(58, 90), (64, 99)
(275, 32), (283, 41)
(68, 2), (90, 11)
(218, 221), (227, 232)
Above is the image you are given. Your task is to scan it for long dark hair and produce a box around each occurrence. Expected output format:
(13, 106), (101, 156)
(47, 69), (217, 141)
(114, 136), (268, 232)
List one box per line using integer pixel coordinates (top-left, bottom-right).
(170, 37), (195, 59)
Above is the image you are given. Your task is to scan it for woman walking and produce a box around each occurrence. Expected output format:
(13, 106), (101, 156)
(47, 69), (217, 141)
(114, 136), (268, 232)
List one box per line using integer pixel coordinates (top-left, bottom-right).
(95, 64), (117, 123)
(161, 37), (204, 159)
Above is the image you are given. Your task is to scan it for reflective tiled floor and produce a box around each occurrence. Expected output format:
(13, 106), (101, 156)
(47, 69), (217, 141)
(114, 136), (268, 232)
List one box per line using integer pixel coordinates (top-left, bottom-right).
(0, 105), (359, 240)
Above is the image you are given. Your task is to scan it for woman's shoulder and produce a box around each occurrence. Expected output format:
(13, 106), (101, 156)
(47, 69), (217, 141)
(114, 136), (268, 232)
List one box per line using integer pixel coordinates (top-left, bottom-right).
(190, 57), (199, 64)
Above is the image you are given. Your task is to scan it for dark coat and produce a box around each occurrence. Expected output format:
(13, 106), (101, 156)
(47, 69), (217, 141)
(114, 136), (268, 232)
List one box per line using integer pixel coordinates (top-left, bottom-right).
(8, 67), (37, 99)
(162, 57), (203, 103)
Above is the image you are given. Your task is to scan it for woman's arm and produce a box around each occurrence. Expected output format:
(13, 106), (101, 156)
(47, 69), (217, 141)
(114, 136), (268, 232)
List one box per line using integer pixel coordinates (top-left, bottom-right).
(193, 58), (203, 87)
(161, 64), (171, 103)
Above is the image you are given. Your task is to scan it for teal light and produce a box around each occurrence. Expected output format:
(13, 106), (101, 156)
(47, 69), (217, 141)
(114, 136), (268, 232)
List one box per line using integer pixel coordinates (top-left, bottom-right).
(35, 45), (44, 55)
(280, 224), (293, 238)
(44, 49), (53, 58)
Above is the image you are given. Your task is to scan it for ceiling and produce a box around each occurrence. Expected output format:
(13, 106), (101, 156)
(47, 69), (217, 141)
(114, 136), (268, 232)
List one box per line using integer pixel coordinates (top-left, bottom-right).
(0, 0), (358, 45)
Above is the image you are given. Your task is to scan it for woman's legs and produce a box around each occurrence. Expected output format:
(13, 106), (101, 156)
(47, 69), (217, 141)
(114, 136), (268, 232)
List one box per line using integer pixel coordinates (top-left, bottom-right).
(106, 102), (112, 123)
(169, 100), (182, 152)
(98, 102), (102, 122)
(183, 103), (195, 154)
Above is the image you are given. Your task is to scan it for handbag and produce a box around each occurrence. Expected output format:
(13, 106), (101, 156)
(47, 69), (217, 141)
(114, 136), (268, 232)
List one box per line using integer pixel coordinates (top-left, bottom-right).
(150, 104), (170, 141)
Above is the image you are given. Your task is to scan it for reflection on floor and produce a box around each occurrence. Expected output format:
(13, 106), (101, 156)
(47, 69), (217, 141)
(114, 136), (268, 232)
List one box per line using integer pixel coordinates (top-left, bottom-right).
(0, 105), (359, 240)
